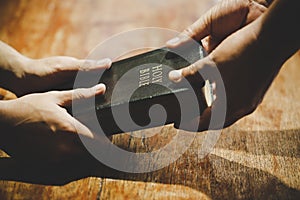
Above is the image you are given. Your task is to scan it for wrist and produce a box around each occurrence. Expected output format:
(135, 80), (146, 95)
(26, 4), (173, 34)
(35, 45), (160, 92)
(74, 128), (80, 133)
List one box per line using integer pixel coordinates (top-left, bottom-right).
(5, 54), (30, 79)
(0, 55), (30, 95)
(0, 41), (30, 78)
(0, 42), (32, 92)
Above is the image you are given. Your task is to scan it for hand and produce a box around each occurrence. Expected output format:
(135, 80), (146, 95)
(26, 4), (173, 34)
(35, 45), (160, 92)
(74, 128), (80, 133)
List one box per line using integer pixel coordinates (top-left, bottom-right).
(167, 0), (269, 52)
(167, 1), (283, 131)
(0, 41), (112, 96)
(0, 84), (106, 162)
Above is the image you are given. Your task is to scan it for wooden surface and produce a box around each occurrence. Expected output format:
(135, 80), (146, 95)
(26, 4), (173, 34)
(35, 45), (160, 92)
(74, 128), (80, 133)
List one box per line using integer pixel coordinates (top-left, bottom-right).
(0, 0), (299, 199)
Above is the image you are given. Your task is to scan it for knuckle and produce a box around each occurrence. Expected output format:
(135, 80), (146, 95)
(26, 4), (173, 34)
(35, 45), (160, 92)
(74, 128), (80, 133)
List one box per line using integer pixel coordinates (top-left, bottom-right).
(53, 57), (81, 72)
(183, 27), (195, 38)
(73, 88), (93, 100)
(77, 60), (89, 71)
(47, 91), (60, 96)
(247, 100), (260, 114)
(73, 90), (85, 100)
(60, 121), (76, 133)
(235, 99), (260, 119)
(53, 63), (63, 72)
(223, 120), (236, 129)
(187, 63), (199, 75)
(78, 59), (99, 71)
(59, 107), (68, 113)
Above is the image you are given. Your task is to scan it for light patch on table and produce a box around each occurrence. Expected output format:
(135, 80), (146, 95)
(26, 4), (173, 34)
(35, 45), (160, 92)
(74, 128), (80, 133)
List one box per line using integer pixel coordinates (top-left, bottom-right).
(101, 179), (211, 200)
(211, 148), (300, 190)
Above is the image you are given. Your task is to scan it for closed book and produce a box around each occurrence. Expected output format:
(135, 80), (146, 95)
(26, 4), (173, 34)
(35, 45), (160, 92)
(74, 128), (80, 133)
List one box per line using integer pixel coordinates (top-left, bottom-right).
(74, 43), (209, 135)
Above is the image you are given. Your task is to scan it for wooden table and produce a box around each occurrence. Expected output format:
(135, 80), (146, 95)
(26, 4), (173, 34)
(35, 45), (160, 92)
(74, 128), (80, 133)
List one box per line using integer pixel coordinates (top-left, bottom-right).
(0, 0), (299, 199)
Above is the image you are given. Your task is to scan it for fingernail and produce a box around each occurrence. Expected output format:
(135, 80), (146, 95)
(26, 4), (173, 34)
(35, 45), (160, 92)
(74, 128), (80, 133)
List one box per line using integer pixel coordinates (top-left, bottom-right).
(213, 94), (217, 101)
(201, 38), (209, 50)
(94, 83), (106, 93)
(83, 131), (94, 139)
(166, 37), (180, 46)
(211, 82), (216, 91)
(97, 58), (112, 68)
(168, 69), (182, 83)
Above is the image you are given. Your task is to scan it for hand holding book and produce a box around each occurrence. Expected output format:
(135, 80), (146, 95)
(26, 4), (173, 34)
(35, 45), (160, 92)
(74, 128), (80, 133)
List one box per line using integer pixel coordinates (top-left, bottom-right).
(167, 0), (299, 131)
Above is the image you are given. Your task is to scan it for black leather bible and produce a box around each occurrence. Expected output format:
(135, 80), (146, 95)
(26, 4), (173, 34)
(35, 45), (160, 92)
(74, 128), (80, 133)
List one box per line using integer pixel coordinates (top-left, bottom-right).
(74, 43), (209, 135)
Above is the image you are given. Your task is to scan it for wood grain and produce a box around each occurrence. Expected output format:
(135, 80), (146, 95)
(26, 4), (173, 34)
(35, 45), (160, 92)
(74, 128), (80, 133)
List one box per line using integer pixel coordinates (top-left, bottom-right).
(0, 0), (299, 199)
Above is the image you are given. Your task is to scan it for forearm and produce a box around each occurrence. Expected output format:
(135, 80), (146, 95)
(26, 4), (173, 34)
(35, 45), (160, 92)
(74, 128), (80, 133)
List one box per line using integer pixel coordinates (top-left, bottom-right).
(256, 0), (300, 69)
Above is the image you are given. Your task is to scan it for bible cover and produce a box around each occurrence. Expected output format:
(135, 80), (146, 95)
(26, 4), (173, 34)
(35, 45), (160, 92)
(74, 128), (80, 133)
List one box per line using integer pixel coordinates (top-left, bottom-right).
(75, 43), (208, 135)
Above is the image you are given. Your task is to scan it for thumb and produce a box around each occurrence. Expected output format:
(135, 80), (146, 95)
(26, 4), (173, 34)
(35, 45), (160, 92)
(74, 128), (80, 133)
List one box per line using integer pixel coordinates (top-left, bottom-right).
(176, 97), (225, 132)
(175, 107), (212, 132)
(56, 83), (106, 106)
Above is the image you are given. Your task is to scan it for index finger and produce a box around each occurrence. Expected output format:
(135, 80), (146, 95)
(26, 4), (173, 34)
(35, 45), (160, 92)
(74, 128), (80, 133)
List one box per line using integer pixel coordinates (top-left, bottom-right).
(55, 83), (106, 106)
(166, 12), (211, 48)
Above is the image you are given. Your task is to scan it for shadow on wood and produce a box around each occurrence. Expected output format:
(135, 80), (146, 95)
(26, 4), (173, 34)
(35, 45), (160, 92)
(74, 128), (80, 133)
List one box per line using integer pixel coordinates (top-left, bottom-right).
(0, 129), (299, 199)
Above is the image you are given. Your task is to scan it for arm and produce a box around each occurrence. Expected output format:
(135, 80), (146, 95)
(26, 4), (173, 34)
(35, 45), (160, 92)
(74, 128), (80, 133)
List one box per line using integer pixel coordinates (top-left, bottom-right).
(167, 0), (299, 131)
(256, 0), (300, 68)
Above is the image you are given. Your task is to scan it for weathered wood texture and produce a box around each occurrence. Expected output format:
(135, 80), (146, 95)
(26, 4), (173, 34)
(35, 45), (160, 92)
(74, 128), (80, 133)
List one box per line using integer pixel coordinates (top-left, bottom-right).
(0, 0), (299, 199)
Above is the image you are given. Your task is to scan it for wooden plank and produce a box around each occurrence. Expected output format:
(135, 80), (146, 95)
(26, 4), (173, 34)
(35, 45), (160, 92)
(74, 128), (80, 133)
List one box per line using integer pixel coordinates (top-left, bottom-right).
(0, 0), (299, 199)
